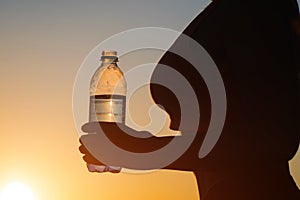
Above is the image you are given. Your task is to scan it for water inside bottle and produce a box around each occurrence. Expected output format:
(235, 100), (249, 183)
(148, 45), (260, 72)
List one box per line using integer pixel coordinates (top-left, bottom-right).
(89, 94), (126, 123)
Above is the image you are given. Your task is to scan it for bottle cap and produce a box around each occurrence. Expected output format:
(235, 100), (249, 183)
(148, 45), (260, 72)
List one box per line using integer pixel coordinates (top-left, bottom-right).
(101, 50), (118, 61)
(102, 50), (117, 56)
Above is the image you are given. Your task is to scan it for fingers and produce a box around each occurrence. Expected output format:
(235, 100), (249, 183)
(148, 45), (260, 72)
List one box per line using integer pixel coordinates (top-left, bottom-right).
(80, 142), (121, 173)
(79, 144), (87, 154)
(79, 129), (122, 173)
(87, 164), (121, 173)
(79, 135), (105, 166)
(82, 154), (104, 165)
(81, 121), (127, 134)
(87, 164), (105, 173)
(81, 122), (99, 133)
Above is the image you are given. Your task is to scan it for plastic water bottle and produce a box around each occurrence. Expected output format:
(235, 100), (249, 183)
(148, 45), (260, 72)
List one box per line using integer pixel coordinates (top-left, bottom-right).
(88, 50), (126, 173)
(89, 50), (126, 123)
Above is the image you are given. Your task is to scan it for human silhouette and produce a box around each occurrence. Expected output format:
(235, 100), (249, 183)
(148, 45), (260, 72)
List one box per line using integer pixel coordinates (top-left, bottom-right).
(79, 0), (300, 199)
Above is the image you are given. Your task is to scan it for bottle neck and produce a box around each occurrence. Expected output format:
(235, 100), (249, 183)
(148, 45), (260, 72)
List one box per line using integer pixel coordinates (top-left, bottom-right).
(101, 55), (118, 64)
(102, 59), (118, 66)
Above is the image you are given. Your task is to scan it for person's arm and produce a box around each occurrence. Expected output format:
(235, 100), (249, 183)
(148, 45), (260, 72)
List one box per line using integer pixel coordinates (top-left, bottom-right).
(79, 122), (201, 171)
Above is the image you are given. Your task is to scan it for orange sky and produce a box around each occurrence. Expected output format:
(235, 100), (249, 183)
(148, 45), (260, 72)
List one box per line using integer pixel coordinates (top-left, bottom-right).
(0, 0), (299, 199)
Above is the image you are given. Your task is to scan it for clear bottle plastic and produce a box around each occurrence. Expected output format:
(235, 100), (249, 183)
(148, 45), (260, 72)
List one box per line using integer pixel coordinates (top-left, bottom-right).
(89, 50), (126, 123)
(88, 50), (126, 173)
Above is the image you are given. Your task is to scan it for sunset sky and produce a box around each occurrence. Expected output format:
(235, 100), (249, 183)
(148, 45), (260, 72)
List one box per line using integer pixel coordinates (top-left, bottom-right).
(0, 0), (299, 199)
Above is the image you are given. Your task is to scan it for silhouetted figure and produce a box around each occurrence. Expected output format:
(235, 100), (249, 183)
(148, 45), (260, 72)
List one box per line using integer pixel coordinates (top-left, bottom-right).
(79, 0), (300, 199)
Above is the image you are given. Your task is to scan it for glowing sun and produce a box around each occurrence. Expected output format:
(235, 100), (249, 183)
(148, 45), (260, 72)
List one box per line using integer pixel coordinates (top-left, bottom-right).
(0, 181), (36, 200)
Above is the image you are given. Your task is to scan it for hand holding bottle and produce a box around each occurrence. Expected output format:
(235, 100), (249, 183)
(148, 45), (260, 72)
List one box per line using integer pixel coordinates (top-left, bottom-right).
(79, 121), (157, 173)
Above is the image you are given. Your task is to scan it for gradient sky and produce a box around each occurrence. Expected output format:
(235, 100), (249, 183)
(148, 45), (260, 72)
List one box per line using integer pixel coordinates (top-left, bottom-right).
(0, 0), (299, 200)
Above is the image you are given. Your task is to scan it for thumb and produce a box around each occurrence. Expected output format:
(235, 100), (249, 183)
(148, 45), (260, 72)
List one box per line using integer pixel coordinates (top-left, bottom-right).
(81, 122), (100, 133)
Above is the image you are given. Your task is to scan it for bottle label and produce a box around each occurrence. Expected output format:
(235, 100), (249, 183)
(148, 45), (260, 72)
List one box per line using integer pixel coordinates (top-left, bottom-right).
(89, 95), (126, 123)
